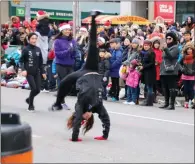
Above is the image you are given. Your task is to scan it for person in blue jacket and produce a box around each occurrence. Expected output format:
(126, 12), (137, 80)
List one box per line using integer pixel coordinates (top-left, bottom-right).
(52, 58), (60, 88)
(109, 38), (123, 101)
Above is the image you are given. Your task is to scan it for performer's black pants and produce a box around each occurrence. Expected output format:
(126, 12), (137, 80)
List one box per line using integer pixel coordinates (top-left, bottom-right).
(55, 69), (90, 106)
(72, 102), (110, 141)
(26, 73), (41, 107)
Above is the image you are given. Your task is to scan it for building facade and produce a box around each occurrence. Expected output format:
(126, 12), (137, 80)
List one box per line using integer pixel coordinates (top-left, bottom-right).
(1, 1), (195, 24)
(9, 1), (120, 21)
(120, 1), (195, 23)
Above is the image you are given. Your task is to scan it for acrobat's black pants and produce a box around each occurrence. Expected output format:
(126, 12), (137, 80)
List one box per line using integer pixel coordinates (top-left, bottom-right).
(55, 69), (90, 106)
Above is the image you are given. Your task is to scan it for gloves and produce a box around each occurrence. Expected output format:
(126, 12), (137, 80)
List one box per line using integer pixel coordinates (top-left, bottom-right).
(103, 77), (107, 82)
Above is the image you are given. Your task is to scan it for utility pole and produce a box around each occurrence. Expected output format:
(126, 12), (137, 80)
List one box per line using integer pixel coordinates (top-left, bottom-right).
(72, 1), (80, 37)
(25, 0), (31, 23)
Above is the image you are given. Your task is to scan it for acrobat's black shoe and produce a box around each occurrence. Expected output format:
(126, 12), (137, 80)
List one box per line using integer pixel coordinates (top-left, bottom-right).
(90, 10), (102, 16)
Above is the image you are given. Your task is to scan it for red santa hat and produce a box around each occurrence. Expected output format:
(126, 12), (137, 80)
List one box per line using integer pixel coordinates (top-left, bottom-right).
(104, 20), (111, 27)
(36, 10), (49, 21)
(59, 23), (71, 32)
(80, 27), (88, 32)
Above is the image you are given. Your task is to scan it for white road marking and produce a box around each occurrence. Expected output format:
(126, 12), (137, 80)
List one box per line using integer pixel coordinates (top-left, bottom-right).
(108, 111), (194, 126)
(32, 134), (42, 138)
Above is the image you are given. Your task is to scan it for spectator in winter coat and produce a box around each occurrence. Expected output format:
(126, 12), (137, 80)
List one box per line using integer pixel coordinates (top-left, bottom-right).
(122, 37), (131, 62)
(98, 49), (111, 100)
(35, 10), (50, 65)
(139, 40), (156, 106)
(11, 16), (20, 29)
(152, 39), (163, 101)
(120, 36), (132, 100)
(109, 38), (123, 101)
(120, 59), (140, 105)
(159, 31), (179, 110)
(124, 38), (140, 64)
(180, 43), (195, 108)
(35, 10), (50, 92)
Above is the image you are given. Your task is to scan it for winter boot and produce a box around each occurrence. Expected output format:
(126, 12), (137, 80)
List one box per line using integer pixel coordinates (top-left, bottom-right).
(192, 103), (195, 109)
(168, 89), (176, 110)
(147, 93), (153, 106)
(153, 92), (157, 103)
(159, 88), (169, 109)
(140, 93), (153, 106)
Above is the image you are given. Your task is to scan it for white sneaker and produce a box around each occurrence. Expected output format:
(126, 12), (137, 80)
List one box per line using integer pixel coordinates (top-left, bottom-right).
(129, 102), (136, 105)
(41, 89), (49, 93)
(188, 100), (192, 108)
(123, 101), (131, 105)
(61, 103), (70, 110)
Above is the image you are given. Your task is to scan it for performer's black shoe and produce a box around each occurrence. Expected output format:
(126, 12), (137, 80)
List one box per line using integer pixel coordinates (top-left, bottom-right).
(49, 104), (63, 111)
(90, 10), (102, 16)
(27, 106), (35, 112)
(26, 98), (29, 105)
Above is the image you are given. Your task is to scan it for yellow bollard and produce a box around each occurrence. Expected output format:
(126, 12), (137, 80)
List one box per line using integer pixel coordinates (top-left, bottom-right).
(1, 113), (33, 163)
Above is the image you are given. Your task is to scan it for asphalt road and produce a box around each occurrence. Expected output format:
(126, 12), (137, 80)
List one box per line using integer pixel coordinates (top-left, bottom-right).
(1, 87), (194, 163)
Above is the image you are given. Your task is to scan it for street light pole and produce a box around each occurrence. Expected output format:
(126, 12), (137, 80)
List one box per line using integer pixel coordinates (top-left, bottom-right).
(73, 1), (76, 37)
(73, 1), (80, 38)
(25, 0), (31, 23)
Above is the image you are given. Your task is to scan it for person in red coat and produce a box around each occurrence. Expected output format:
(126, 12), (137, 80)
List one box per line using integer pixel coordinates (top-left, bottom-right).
(152, 39), (163, 102)
(11, 16), (20, 29)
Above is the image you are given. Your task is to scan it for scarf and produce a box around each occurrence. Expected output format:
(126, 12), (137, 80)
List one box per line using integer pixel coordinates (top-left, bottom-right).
(183, 53), (194, 64)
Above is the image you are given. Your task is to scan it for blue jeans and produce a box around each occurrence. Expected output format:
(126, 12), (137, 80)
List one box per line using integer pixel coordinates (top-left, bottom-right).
(47, 62), (56, 90)
(127, 86), (137, 103)
(146, 85), (153, 95)
(183, 80), (194, 100)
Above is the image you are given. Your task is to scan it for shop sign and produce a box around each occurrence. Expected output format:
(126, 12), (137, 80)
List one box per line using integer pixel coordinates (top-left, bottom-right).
(16, 7), (73, 20)
(154, 1), (175, 23)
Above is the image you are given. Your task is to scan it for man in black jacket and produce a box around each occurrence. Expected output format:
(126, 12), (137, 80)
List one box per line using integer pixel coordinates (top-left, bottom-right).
(49, 10), (110, 142)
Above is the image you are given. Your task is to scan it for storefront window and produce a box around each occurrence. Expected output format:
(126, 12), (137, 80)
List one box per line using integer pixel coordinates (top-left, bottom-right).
(176, 1), (195, 23)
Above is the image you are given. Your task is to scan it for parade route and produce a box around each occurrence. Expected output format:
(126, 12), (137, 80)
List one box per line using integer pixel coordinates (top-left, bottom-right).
(1, 87), (194, 163)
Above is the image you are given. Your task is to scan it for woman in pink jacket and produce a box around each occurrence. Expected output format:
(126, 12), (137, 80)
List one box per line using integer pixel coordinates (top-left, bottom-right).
(120, 59), (141, 105)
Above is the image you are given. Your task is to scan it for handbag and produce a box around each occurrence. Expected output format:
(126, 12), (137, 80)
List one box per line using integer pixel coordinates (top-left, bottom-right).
(164, 61), (177, 72)
(182, 64), (194, 75)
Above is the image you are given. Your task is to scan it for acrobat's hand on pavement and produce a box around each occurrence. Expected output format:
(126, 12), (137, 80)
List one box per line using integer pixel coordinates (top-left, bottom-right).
(94, 136), (107, 140)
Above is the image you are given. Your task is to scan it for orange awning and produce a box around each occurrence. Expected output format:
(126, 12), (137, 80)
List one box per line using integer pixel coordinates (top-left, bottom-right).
(82, 15), (117, 24)
(111, 16), (150, 25)
(82, 15), (150, 25)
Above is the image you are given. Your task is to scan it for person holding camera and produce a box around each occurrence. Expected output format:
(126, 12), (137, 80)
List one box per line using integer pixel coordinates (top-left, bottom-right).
(159, 31), (179, 110)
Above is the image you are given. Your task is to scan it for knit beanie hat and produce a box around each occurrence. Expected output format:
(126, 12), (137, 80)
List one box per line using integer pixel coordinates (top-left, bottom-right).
(143, 40), (152, 46)
(166, 31), (178, 42)
(130, 59), (138, 66)
(132, 38), (140, 45)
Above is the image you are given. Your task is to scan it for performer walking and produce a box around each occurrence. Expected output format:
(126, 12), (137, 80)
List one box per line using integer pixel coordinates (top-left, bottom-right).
(20, 33), (46, 111)
(49, 10), (110, 142)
